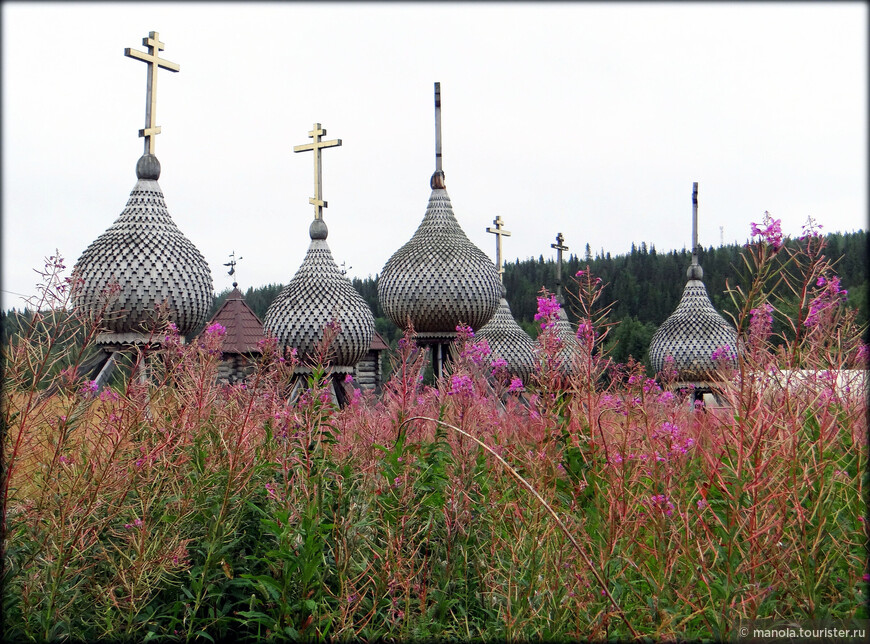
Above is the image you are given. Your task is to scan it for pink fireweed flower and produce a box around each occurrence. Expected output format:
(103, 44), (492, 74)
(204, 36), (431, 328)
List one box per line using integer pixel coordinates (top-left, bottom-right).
(455, 324), (475, 341)
(649, 494), (674, 516)
(461, 337), (492, 365)
(749, 302), (774, 343)
(205, 322), (226, 337)
(490, 357), (508, 377)
(124, 518), (144, 530)
(711, 345), (735, 363)
(534, 295), (561, 330)
(79, 380), (99, 397)
(507, 377), (524, 393)
(657, 391), (675, 404)
(805, 274), (848, 328)
(576, 320), (595, 347)
(800, 216), (823, 241)
(750, 212), (783, 250)
(99, 388), (120, 402)
(447, 373), (475, 397)
(344, 373), (354, 383)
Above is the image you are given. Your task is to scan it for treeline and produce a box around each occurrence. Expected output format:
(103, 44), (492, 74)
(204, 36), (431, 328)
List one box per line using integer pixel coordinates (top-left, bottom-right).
(205, 230), (866, 368)
(5, 230), (865, 371)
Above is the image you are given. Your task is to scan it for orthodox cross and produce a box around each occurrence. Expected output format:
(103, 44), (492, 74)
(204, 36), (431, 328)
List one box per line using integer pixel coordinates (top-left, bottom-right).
(223, 251), (243, 287)
(551, 232), (569, 298)
(691, 182), (699, 265)
(124, 31), (180, 156)
(486, 216), (512, 282)
(294, 123), (342, 220)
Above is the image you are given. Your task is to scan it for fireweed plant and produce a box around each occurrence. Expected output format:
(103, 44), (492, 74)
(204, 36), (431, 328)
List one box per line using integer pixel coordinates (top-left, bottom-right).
(2, 219), (867, 642)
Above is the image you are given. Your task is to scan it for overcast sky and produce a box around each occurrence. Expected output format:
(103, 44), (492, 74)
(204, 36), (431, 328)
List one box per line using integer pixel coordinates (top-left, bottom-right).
(3, 2), (867, 310)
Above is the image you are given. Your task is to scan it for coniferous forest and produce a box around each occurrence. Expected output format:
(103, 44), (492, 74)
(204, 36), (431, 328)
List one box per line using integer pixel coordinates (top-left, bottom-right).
(203, 230), (867, 371)
(3, 230), (865, 374)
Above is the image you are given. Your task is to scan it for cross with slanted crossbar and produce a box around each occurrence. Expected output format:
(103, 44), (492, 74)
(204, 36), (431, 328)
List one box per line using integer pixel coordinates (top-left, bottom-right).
(486, 216), (512, 282)
(294, 123), (342, 220)
(551, 232), (569, 298)
(125, 31), (180, 156)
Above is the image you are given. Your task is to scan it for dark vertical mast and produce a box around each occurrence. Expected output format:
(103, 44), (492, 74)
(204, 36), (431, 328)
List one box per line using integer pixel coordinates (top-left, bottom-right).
(431, 82), (446, 189)
(691, 182), (699, 266)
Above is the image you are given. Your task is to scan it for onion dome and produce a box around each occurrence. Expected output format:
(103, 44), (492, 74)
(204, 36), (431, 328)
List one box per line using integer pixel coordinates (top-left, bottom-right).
(649, 183), (737, 384)
(72, 154), (213, 343)
(648, 277), (738, 383)
(263, 218), (375, 372)
(477, 285), (537, 382)
(379, 189), (502, 337)
(553, 302), (580, 355)
(378, 83), (501, 340)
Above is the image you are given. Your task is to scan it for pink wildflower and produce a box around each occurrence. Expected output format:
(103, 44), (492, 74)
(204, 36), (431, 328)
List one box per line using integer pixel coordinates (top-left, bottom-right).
(750, 212), (783, 250)
(711, 345), (735, 363)
(805, 274), (848, 328)
(507, 377), (524, 393)
(534, 295), (561, 330)
(79, 380), (99, 397)
(447, 373), (475, 397)
(749, 302), (774, 343)
(205, 322), (226, 336)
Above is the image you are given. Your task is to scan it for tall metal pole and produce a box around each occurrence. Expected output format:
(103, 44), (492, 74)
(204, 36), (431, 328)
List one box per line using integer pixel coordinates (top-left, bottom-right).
(431, 82), (446, 189)
(691, 182), (699, 266)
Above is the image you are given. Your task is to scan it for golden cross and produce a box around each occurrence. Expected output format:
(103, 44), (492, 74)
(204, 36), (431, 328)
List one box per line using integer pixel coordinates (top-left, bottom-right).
(551, 232), (569, 297)
(486, 216), (512, 281)
(293, 123), (342, 220)
(124, 31), (180, 156)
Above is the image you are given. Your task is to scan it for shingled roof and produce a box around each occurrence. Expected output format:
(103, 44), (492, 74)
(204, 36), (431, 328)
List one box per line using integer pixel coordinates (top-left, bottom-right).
(370, 331), (389, 351)
(206, 287), (264, 355)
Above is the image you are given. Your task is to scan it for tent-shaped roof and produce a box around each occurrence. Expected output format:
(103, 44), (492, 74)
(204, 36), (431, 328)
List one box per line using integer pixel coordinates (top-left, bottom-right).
(205, 286), (264, 355)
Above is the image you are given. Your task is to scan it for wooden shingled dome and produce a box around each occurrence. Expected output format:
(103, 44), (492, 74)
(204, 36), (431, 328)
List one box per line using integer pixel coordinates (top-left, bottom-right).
(72, 163), (213, 343)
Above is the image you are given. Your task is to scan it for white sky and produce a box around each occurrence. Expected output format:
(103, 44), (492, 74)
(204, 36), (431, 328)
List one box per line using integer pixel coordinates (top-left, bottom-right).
(3, 2), (867, 309)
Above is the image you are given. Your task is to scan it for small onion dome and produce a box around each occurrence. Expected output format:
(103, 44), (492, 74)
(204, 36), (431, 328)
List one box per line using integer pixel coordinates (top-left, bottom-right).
(72, 155), (213, 342)
(263, 219), (374, 372)
(553, 299), (580, 354)
(551, 302), (580, 376)
(477, 286), (537, 383)
(649, 276), (738, 384)
(378, 187), (501, 336)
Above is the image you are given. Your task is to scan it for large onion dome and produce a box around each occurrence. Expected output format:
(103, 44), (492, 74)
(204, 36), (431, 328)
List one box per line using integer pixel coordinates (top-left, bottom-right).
(477, 285), (537, 382)
(72, 154), (213, 343)
(264, 218), (375, 372)
(378, 82), (501, 342)
(378, 187), (502, 338)
(649, 183), (737, 385)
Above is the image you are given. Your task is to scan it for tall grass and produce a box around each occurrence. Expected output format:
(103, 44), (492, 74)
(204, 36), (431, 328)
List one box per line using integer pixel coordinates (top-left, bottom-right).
(2, 225), (867, 641)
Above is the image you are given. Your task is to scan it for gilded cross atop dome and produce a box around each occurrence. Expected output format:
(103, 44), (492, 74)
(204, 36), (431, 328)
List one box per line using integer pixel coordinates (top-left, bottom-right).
(124, 31), (180, 156)
(551, 232), (569, 298)
(487, 216), (512, 281)
(294, 123), (342, 221)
